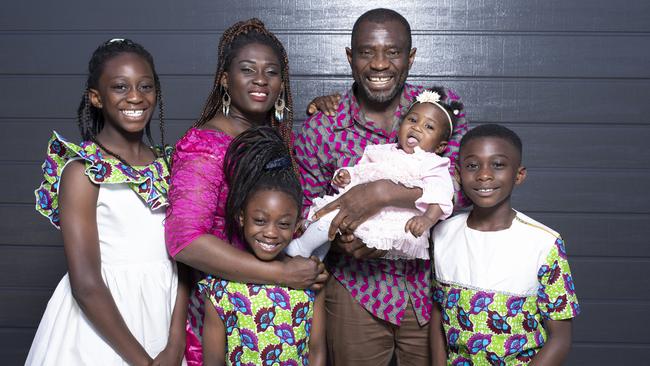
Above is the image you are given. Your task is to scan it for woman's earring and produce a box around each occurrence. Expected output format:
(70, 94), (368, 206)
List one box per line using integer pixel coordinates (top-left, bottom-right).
(274, 90), (285, 122)
(221, 85), (231, 117)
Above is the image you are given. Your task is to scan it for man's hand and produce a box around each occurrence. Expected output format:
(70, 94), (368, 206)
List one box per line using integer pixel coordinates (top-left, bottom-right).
(306, 93), (341, 116)
(332, 232), (386, 260)
(313, 182), (387, 240)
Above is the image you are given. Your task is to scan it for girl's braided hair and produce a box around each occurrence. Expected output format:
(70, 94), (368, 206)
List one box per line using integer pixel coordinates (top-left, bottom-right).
(223, 126), (303, 245)
(194, 18), (296, 172)
(77, 38), (166, 150)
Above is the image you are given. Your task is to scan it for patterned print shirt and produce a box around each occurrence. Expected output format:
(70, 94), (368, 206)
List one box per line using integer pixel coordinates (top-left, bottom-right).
(433, 212), (580, 364)
(294, 83), (469, 325)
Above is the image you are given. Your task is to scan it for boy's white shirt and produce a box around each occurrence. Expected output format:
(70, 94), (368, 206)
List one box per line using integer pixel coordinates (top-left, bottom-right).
(433, 211), (560, 297)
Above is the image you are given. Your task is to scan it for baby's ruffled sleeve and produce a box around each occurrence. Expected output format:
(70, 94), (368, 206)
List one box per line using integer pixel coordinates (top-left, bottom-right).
(165, 141), (226, 258)
(415, 156), (454, 219)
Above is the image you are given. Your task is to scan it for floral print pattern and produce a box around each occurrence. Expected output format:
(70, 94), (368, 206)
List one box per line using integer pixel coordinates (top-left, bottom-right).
(34, 131), (172, 228)
(199, 277), (315, 365)
(434, 238), (580, 365)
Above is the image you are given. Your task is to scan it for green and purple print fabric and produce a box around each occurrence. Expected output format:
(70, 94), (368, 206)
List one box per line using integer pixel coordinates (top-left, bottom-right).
(434, 238), (580, 365)
(199, 277), (315, 366)
(34, 131), (171, 228)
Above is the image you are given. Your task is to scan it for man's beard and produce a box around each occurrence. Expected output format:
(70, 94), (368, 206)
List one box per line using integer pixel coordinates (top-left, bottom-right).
(355, 72), (407, 104)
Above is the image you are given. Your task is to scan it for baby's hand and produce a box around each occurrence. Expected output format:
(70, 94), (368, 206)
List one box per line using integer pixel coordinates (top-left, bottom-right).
(332, 169), (351, 188)
(405, 215), (436, 237)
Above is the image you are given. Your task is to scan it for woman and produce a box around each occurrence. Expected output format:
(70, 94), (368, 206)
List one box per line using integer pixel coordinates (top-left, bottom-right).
(165, 19), (327, 365)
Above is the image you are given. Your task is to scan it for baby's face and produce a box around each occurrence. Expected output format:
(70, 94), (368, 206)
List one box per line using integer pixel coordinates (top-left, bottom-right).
(398, 103), (448, 154)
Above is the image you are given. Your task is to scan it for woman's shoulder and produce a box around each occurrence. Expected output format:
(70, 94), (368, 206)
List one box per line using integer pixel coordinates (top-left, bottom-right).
(174, 127), (233, 157)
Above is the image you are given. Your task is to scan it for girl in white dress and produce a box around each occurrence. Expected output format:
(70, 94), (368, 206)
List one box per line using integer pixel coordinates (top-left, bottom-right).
(26, 39), (187, 366)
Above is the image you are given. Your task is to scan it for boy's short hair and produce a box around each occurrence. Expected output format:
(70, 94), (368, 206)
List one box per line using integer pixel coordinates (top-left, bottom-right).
(460, 123), (523, 157)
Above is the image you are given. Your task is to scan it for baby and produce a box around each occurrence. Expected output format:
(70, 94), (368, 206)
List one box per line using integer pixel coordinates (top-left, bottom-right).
(288, 89), (458, 260)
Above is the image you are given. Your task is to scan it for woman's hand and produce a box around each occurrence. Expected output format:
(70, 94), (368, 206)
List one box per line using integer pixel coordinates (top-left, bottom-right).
(306, 93), (341, 116)
(280, 255), (328, 291)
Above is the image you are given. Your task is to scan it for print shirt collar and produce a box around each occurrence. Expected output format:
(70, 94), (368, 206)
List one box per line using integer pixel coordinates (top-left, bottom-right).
(334, 83), (421, 140)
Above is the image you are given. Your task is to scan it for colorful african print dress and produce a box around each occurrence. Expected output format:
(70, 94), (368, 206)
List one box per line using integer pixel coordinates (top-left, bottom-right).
(199, 277), (315, 365)
(432, 212), (580, 365)
(26, 131), (182, 365)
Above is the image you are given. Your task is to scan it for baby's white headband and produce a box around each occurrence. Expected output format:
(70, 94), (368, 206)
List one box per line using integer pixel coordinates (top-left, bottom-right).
(415, 90), (456, 138)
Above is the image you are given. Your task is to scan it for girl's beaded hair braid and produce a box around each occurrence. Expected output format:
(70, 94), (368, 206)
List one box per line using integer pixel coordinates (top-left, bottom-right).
(77, 38), (168, 167)
(223, 126), (303, 245)
(194, 19), (296, 171)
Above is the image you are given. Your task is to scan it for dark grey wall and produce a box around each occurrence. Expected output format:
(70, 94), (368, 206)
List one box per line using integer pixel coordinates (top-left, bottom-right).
(1, 1), (649, 364)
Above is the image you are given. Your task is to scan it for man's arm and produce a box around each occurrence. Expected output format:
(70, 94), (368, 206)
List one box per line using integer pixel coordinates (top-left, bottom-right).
(313, 179), (423, 240)
(293, 113), (337, 217)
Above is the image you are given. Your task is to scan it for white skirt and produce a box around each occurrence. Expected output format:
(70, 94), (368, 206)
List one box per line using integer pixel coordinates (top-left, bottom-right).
(25, 261), (182, 365)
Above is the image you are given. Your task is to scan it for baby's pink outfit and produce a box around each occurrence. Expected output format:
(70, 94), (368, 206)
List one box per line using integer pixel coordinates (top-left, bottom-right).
(308, 143), (454, 259)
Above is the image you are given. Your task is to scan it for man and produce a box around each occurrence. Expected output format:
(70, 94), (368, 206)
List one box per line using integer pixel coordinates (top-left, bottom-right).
(294, 8), (468, 365)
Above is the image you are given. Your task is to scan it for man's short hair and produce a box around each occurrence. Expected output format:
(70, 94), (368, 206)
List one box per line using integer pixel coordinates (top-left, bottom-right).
(351, 8), (412, 49)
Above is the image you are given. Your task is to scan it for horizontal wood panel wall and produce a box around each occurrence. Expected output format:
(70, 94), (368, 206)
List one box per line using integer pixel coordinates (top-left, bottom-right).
(1, 0), (648, 364)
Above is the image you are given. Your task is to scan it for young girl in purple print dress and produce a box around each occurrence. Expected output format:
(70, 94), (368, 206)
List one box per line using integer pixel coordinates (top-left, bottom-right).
(199, 127), (325, 366)
(287, 88), (461, 261)
(26, 39), (187, 365)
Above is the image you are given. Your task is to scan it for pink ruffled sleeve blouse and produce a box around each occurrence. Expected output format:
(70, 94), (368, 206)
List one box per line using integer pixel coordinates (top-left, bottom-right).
(165, 128), (245, 257)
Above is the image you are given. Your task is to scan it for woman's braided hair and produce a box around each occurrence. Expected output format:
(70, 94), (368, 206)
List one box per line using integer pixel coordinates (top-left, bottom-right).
(194, 19), (297, 172)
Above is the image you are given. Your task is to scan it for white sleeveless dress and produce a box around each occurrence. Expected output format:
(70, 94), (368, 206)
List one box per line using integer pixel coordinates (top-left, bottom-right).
(26, 132), (182, 365)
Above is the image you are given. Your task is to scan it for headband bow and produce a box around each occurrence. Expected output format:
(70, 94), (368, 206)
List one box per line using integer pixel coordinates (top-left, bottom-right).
(415, 90), (454, 138)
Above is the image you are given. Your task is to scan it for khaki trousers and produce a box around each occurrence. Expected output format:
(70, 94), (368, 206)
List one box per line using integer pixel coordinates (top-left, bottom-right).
(325, 276), (430, 366)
